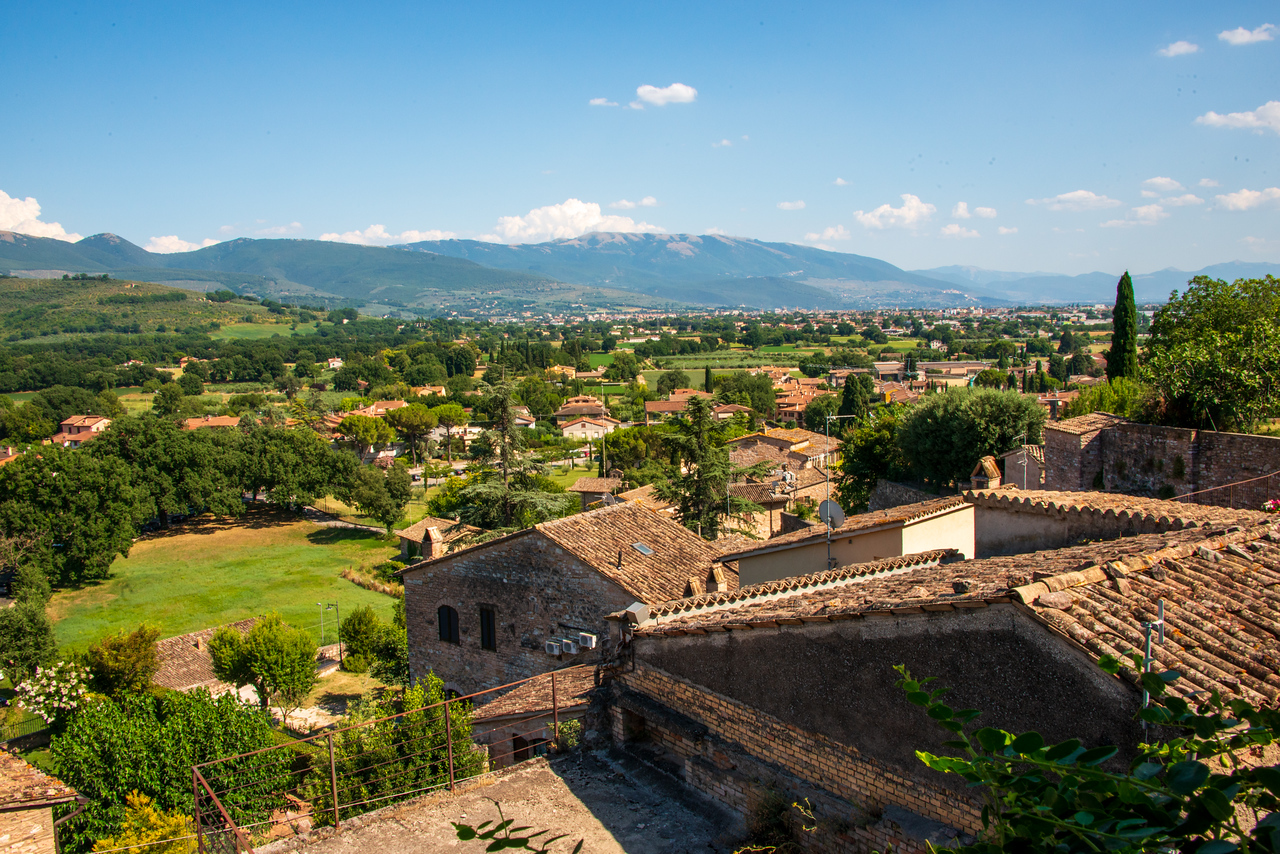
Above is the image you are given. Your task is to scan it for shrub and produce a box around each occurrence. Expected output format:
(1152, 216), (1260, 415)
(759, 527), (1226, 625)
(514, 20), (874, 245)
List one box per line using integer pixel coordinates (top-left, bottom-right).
(341, 653), (369, 674)
(339, 605), (384, 661)
(87, 624), (161, 700)
(92, 791), (193, 854)
(15, 660), (89, 728)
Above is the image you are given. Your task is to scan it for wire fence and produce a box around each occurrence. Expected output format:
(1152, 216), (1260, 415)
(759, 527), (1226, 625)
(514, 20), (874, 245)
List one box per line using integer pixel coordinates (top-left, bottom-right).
(1172, 469), (1280, 511)
(191, 665), (591, 853)
(0, 714), (49, 743)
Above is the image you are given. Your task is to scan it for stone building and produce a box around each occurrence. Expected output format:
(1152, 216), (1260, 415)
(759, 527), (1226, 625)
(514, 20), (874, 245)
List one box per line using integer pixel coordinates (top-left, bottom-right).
(0, 751), (82, 854)
(399, 502), (734, 697)
(394, 516), (479, 562)
(471, 665), (596, 768)
(602, 512), (1280, 853)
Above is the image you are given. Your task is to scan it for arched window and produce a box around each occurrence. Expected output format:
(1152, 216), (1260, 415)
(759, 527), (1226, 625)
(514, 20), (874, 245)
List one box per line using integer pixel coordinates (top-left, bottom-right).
(438, 605), (459, 644)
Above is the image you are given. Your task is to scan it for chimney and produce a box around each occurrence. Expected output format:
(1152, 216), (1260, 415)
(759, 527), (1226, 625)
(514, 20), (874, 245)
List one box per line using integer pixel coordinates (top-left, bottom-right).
(196, 636), (204, 651)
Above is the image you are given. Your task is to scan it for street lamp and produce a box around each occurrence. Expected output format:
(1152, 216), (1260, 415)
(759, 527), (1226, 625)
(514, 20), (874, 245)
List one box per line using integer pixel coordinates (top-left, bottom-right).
(317, 602), (325, 646)
(324, 602), (342, 669)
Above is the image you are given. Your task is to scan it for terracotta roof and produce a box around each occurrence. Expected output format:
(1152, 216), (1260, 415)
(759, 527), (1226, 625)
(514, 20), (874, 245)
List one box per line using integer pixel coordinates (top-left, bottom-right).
(567, 477), (623, 494)
(972, 456), (1001, 479)
(562, 417), (619, 429)
(717, 495), (970, 560)
(396, 516), (479, 545)
(617, 483), (675, 512)
(728, 482), (784, 505)
(60, 415), (109, 429)
(1046, 411), (1128, 436)
(183, 415), (242, 430)
(537, 502), (732, 604)
(1001, 445), (1045, 466)
(729, 443), (808, 470)
(0, 751), (78, 810)
(644, 400), (688, 414)
(474, 667), (596, 721)
(965, 489), (1270, 531)
(154, 619), (256, 692)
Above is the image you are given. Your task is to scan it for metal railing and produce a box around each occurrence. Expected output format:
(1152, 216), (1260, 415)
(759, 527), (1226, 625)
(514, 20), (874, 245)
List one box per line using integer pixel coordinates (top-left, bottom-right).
(191, 665), (591, 854)
(0, 715), (49, 743)
(1172, 468), (1280, 511)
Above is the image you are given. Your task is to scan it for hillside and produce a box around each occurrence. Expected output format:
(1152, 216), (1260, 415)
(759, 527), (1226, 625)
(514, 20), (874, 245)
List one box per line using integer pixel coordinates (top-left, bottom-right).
(400, 232), (997, 308)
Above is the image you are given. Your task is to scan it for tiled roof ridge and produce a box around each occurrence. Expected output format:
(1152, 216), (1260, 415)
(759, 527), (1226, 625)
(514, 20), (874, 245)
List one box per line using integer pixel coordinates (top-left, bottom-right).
(1012, 520), (1280, 606)
(966, 489), (1263, 529)
(396, 527), (538, 576)
(644, 549), (959, 623)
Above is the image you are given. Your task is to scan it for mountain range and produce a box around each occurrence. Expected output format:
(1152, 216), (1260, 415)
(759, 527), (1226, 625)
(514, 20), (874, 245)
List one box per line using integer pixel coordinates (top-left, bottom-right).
(0, 229), (1274, 312)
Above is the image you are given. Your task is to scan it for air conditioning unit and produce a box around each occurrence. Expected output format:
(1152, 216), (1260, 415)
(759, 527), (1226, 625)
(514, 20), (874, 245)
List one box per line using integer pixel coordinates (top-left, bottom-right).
(544, 640), (562, 656)
(578, 632), (598, 650)
(560, 639), (580, 655)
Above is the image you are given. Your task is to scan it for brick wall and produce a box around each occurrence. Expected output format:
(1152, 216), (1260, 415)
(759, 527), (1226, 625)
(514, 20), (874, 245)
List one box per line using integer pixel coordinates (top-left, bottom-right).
(1047, 421), (1280, 507)
(0, 807), (56, 854)
(610, 665), (980, 854)
(402, 532), (633, 696)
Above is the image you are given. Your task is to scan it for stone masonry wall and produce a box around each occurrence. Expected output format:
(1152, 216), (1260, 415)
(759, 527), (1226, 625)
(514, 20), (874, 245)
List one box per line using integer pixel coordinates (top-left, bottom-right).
(611, 664), (981, 854)
(867, 480), (934, 512)
(402, 533), (633, 696)
(0, 807), (57, 854)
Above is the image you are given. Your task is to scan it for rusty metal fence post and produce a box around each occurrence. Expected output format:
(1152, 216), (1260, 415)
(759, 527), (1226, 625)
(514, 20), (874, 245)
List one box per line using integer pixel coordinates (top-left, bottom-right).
(444, 699), (455, 791)
(193, 769), (205, 854)
(327, 732), (340, 831)
(552, 671), (560, 745)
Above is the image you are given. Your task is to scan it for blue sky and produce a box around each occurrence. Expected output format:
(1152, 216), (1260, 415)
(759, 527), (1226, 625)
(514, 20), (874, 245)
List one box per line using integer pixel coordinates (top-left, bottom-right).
(3, 1), (1278, 275)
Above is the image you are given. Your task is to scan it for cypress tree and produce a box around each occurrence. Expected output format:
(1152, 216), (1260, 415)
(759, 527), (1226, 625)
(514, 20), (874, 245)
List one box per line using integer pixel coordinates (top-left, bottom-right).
(837, 377), (868, 421)
(1107, 271), (1139, 380)
(704, 365), (714, 393)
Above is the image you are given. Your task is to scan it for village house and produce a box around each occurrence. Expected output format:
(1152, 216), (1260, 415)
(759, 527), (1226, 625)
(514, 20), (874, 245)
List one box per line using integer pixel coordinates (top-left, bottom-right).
(0, 446), (20, 467)
(999, 444), (1045, 489)
(725, 427), (839, 472)
(601, 508), (1280, 853)
(153, 619), (258, 696)
(566, 476), (623, 511)
(0, 752), (83, 854)
(561, 416), (621, 441)
(327, 357), (344, 369)
(394, 516), (480, 562)
(398, 501), (735, 697)
(470, 665), (595, 768)
(552, 395), (607, 425)
(183, 415), (242, 430)
(728, 466), (829, 539)
(47, 414), (111, 448)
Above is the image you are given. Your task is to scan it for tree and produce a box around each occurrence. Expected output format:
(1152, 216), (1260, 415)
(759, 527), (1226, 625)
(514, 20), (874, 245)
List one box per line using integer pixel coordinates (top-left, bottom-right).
(337, 413), (394, 457)
(1107, 271), (1139, 381)
(896, 388), (1046, 488)
(0, 446), (145, 584)
(432, 403), (470, 464)
(657, 369), (691, 396)
(86, 624), (161, 700)
(803, 394), (839, 431)
(1060, 377), (1152, 421)
(835, 406), (909, 513)
(653, 397), (765, 539)
(153, 382), (185, 416)
(339, 605), (383, 670)
(351, 465), (412, 533)
(0, 601), (56, 684)
(177, 371), (204, 396)
(837, 377), (868, 422)
(371, 599), (409, 687)
(603, 351), (641, 381)
(704, 365), (714, 393)
(384, 404), (437, 464)
(52, 689), (282, 853)
(209, 612), (317, 724)
(1142, 275), (1280, 431)
(714, 371), (776, 416)
(240, 426), (349, 509)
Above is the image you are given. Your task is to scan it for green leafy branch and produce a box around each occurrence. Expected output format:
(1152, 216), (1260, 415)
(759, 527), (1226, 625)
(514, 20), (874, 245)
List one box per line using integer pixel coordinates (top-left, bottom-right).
(452, 799), (584, 853)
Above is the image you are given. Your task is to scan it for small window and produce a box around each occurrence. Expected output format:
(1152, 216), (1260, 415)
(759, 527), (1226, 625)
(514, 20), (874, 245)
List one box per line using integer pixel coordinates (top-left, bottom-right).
(438, 605), (459, 644)
(479, 606), (497, 651)
(631, 542), (654, 556)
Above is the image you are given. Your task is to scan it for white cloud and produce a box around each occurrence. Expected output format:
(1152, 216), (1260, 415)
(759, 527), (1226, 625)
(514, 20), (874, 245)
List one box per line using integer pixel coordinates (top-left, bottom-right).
(705, 227), (727, 235)
(997, 226), (1018, 235)
(974, 206), (997, 218)
(1164, 194), (1204, 207)
(1140, 190), (1160, 198)
(0, 190), (82, 241)
(854, 194), (936, 230)
(1100, 204), (1169, 228)
(589, 97), (618, 107)
(803, 225), (851, 242)
(1143, 176), (1184, 192)
(833, 178), (849, 186)
(479, 198), (663, 243)
(1214, 187), (1280, 211)
(1219, 23), (1275, 45)
(951, 202), (971, 219)
(940, 223), (980, 238)
(1158, 40), (1200, 57)
(712, 139), (733, 147)
(256, 221), (303, 236)
(633, 82), (697, 108)
(145, 235), (218, 253)
(609, 197), (657, 209)
(1026, 190), (1122, 211)
(777, 200), (805, 211)
(1199, 178), (1220, 187)
(319, 224), (457, 245)
(1195, 100), (1280, 134)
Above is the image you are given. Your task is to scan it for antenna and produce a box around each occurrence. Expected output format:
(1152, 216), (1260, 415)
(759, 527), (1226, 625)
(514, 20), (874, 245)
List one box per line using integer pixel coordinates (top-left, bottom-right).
(1140, 599), (1165, 738)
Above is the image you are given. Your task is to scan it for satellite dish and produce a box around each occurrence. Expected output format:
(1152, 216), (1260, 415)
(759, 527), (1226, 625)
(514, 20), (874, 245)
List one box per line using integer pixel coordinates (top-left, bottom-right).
(818, 500), (845, 528)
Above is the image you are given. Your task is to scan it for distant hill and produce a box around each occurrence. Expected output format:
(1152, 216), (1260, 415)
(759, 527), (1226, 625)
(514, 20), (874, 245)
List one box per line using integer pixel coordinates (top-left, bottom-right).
(400, 232), (999, 309)
(916, 261), (1280, 304)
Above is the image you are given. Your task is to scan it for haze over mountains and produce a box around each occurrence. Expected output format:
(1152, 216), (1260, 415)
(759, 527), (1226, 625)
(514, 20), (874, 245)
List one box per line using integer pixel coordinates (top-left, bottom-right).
(0, 229), (1274, 312)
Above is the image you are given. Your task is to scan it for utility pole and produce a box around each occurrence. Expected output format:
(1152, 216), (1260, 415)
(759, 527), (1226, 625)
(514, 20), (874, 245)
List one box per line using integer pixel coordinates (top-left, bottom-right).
(823, 413), (860, 571)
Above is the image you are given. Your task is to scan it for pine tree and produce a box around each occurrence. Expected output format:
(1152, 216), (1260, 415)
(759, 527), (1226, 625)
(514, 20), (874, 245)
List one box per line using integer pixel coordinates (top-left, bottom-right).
(1107, 271), (1139, 380)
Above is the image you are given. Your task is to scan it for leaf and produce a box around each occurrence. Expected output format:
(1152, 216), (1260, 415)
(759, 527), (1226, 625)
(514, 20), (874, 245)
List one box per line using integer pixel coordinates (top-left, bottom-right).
(1254, 767), (1280, 796)
(1074, 811), (1094, 825)
(1045, 739), (1082, 762)
(906, 691), (930, 706)
(1199, 787), (1234, 822)
(1077, 745), (1118, 766)
(1197, 841), (1238, 854)
(1134, 762), (1163, 781)
(975, 728), (1008, 753)
(1167, 760), (1210, 795)
(1011, 731), (1045, 754)
(928, 703), (954, 720)
(1098, 654), (1121, 674)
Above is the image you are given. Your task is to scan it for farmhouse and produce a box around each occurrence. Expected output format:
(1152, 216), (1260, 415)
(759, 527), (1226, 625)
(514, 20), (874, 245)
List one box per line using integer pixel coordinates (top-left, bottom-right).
(399, 501), (733, 697)
(561, 416), (620, 440)
(566, 476), (623, 511)
(47, 414), (111, 448)
(183, 415), (242, 430)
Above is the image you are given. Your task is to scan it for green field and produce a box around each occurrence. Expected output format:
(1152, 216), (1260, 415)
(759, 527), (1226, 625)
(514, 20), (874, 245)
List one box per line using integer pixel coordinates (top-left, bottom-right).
(209, 322), (320, 341)
(588, 352), (616, 368)
(48, 508), (401, 652)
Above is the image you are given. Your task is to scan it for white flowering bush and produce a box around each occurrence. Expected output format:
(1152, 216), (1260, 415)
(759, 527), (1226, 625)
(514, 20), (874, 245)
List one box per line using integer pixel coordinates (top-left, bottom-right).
(15, 661), (89, 726)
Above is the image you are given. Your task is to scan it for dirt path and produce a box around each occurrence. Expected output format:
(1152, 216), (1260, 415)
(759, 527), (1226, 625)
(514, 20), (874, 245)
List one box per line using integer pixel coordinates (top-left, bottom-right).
(257, 750), (736, 854)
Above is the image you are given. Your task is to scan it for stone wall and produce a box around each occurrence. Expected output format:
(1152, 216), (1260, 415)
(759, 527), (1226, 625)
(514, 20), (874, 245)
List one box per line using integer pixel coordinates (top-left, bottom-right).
(1048, 421), (1280, 507)
(0, 806), (56, 854)
(867, 480), (934, 512)
(402, 532), (632, 696)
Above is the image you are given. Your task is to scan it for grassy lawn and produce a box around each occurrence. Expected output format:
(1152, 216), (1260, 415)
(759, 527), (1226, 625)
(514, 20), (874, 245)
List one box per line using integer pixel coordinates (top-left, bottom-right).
(588, 352), (616, 369)
(210, 323), (319, 341)
(48, 508), (401, 653)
